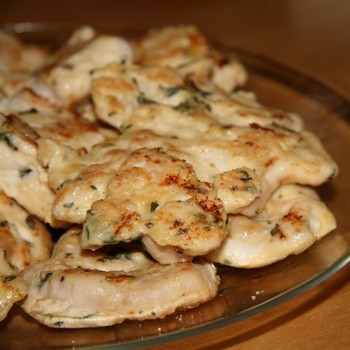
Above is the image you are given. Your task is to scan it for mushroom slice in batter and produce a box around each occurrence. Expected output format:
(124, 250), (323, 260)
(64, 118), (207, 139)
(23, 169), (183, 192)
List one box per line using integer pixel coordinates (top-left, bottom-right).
(82, 148), (227, 260)
(0, 250), (28, 322)
(20, 226), (219, 328)
(0, 190), (52, 271)
(207, 184), (337, 268)
(133, 25), (247, 92)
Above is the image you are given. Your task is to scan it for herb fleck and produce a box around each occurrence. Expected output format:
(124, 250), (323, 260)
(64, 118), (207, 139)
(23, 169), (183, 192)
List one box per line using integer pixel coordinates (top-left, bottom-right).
(19, 168), (32, 178)
(223, 259), (232, 266)
(85, 226), (91, 240)
(0, 132), (17, 150)
(174, 96), (211, 112)
(62, 63), (74, 70)
(3, 275), (16, 283)
(150, 201), (159, 212)
(137, 95), (155, 105)
(25, 215), (36, 230)
(63, 202), (74, 208)
(121, 124), (133, 132)
(270, 223), (286, 240)
(175, 228), (188, 236)
(244, 185), (257, 194)
(102, 143), (116, 148)
(161, 86), (183, 97)
(38, 272), (53, 289)
(239, 170), (252, 182)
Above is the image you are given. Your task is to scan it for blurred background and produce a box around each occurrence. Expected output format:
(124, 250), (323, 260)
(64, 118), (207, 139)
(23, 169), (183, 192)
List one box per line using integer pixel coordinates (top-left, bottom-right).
(1, 0), (350, 97)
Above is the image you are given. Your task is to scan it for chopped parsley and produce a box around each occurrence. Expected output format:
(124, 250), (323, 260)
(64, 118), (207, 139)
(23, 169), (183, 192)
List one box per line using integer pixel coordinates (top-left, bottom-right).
(0, 132), (17, 150)
(63, 202), (74, 208)
(150, 201), (159, 212)
(38, 272), (53, 289)
(137, 95), (155, 105)
(161, 86), (183, 97)
(25, 215), (36, 230)
(3, 275), (16, 283)
(18, 168), (33, 178)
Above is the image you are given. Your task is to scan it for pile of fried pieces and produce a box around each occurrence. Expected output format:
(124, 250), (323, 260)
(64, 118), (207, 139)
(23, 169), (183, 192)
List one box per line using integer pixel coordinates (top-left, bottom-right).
(0, 25), (337, 328)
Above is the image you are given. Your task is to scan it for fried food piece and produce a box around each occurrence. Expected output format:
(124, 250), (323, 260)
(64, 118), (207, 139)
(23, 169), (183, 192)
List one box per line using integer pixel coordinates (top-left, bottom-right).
(44, 116), (337, 226)
(90, 62), (300, 135)
(82, 148), (227, 261)
(207, 185), (337, 268)
(0, 190), (52, 270)
(0, 250), (28, 322)
(0, 88), (116, 152)
(0, 190), (52, 322)
(37, 137), (129, 222)
(20, 227), (219, 328)
(110, 126), (337, 216)
(0, 31), (47, 72)
(133, 25), (247, 92)
(52, 226), (153, 272)
(43, 27), (134, 106)
(0, 114), (60, 226)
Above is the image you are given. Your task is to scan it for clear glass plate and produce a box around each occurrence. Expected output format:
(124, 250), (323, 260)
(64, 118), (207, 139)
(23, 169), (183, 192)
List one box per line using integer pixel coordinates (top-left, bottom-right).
(0, 23), (349, 350)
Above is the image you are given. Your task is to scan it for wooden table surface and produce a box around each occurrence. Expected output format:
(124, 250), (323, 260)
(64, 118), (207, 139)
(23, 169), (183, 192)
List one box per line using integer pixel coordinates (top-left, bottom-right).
(1, 1), (350, 349)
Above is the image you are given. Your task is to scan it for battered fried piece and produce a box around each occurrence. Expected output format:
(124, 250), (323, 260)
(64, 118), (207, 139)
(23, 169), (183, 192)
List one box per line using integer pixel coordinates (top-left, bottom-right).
(43, 27), (134, 106)
(0, 31), (47, 72)
(0, 190), (52, 322)
(133, 25), (247, 92)
(108, 127), (338, 216)
(207, 185), (337, 268)
(0, 250), (28, 322)
(52, 226), (153, 272)
(0, 114), (59, 226)
(0, 88), (116, 152)
(37, 138), (129, 223)
(91, 62), (191, 129)
(0, 190), (52, 271)
(82, 148), (227, 260)
(44, 117), (337, 226)
(20, 227), (219, 328)
(90, 62), (300, 135)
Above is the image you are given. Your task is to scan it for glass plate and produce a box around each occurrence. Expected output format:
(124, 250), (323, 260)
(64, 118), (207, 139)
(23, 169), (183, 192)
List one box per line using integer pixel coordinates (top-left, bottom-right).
(0, 23), (349, 350)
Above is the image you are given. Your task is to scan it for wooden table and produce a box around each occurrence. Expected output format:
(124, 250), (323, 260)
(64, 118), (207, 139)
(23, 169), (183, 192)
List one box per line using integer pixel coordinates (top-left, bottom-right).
(1, 1), (349, 349)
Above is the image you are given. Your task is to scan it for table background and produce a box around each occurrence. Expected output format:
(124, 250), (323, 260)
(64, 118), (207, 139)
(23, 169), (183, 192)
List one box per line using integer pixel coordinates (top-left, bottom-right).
(1, 1), (349, 349)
